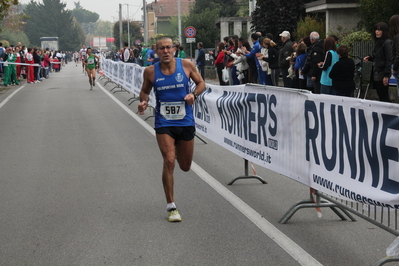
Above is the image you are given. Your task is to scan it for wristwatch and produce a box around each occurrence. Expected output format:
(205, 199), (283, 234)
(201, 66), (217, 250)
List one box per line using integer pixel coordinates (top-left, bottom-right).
(192, 91), (198, 100)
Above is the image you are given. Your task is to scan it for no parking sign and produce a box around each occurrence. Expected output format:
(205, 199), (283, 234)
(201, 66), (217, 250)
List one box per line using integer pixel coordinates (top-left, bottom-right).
(184, 26), (196, 38)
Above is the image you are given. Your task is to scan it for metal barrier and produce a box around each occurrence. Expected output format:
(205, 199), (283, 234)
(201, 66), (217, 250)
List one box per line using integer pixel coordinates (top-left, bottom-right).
(353, 41), (374, 83)
(279, 188), (399, 266)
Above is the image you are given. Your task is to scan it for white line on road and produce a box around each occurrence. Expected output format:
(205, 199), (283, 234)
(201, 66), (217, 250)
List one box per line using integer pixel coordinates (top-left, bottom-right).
(98, 82), (323, 266)
(0, 85), (25, 109)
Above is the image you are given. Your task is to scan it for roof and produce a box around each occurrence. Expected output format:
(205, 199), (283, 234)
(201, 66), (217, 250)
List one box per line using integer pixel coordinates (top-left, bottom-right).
(147, 0), (193, 17)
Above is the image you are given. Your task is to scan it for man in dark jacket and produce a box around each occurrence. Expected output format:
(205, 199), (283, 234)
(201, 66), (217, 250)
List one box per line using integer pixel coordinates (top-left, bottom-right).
(302, 31), (324, 94)
(196, 42), (206, 81)
(278, 31), (294, 87)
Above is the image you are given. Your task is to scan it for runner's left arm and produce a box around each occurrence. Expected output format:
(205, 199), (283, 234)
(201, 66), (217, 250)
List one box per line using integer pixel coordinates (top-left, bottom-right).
(183, 60), (206, 105)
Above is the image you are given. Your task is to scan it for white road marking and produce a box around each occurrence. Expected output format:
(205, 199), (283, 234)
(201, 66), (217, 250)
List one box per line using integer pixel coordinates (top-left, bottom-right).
(98, 82), (323, 266)
(0, 85), (25, 109)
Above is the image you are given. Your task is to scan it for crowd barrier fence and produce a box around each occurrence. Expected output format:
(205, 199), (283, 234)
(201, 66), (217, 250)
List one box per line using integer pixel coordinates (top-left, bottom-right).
(100, 57), (399, 265)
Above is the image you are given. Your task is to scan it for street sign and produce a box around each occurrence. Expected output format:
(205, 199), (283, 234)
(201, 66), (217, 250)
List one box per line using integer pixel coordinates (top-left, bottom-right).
(184, 26), (196, 38)
(186, 38), (196, 43)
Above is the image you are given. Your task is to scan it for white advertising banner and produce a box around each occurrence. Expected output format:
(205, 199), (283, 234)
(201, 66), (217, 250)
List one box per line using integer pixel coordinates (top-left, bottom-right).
(100, 57), (399, 208)
(117, 62), (125, 88)
(193, 83), (399, 208)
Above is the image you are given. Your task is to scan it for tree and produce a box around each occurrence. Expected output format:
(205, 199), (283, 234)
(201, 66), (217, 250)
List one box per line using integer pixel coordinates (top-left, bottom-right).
(0, 28), (30, 46)
(23, 0), (85, 50)
(82, 22), (96, 35)
(113, 20), (142, 49)
(1, 5), (28, 32)
(237, 0), (250, 17)
(70, 2), (99, 24)
(94, 20), (113, 37)
(0, 0), (19, 33)
(63, 18), (85, 50)
(295, 16), (325, 40)
(192, 0), (239, 17)
(251, 0), (306, 41)
(358, 0), (399, 32)
(182, 8), (220, 49)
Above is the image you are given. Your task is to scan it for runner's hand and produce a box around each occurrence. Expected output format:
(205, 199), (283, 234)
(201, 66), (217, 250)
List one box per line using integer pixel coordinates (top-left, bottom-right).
(138, 101), (148, 114)
(184, 93), (195, 105)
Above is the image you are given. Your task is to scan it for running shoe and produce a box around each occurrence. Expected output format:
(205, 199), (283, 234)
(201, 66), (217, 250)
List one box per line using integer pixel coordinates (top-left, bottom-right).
(90, 85), (93, 90)
(167, 208), (182, 222)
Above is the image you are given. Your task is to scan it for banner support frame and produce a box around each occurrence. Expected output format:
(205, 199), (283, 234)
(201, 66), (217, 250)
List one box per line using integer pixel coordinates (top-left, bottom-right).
(227, 159), (267, 185)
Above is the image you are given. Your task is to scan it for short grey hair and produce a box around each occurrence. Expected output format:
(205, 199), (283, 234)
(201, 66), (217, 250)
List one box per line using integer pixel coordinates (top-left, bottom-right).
(310, 31), (320, 41)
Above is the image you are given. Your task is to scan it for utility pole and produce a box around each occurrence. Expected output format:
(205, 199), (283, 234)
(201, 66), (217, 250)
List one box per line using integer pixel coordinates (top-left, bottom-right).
(178, 0), (181, 44)
(119, 3), (123, 49)
(126, 4), (130, 47)
(143, 0), (148, 44)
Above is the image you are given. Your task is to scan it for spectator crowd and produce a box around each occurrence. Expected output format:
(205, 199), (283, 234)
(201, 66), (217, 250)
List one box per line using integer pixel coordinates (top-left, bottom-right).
(0, 42), (72, 87)
(207, 14), (399, 103)
(105, 14), (399, 103)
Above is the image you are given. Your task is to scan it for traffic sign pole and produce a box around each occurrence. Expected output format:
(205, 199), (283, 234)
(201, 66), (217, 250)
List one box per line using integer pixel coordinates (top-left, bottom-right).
(184, 27), (196, 60)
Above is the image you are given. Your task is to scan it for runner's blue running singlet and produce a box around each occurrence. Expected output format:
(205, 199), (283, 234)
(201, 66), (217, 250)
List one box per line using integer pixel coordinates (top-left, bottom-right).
(153, 58), (194, 128)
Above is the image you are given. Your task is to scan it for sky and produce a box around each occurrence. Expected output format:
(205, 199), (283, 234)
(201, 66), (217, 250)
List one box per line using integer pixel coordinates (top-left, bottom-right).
(19, 0), (144, 22)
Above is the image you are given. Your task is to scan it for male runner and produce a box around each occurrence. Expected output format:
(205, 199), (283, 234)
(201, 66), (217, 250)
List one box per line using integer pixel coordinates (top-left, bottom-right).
(73, 51), (79, 66)
(84, 47), (100, 90)
(138, 37), (205, 222)
(79, 44), (87, 74)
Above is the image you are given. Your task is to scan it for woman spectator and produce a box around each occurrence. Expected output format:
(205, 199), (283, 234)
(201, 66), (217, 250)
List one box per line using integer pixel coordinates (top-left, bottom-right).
(294, 43), (308, 90)
(15, 46), (21, 79)
(33, 48), (41, 82)
(53, 56), (60, 72)
(390, 15), (399, 96)
(25, 48), (35, 84)
(214, 42), (226, 85)
(319, 36), (339, 94)
(225, 37), (239, 85)
(329, 45), (355, 97)
(256, 38), (272, 85)
(364, 22), (392, 102)
(231, 40), (250, 84)
(258, 38), (279, 86)
(43, 51), (51, 78)
(19, 46), (26, 79)
(9, 48), (19, 86)
(37, 49), (43, 80)
(178, 46), (186, 59)
(239, 41), (251, 84)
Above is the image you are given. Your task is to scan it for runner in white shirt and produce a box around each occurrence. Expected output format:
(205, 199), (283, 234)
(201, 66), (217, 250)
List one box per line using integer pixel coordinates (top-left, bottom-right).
(73, 51), (79, 66)
(79, 44), (87, 74)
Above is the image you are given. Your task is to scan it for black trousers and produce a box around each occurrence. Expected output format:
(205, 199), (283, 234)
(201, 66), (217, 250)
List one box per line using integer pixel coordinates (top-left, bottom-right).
(374, 80), (390, 102)
(216, 63), (226, 85)
(198, 65), (205, 81)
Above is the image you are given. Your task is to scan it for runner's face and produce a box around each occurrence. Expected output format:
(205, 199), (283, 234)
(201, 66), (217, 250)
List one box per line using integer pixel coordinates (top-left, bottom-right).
(157, 39), (174, 63)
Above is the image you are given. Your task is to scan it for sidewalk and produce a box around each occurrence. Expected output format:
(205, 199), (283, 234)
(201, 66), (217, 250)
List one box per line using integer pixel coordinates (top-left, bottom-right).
(204, 78), (219, 85)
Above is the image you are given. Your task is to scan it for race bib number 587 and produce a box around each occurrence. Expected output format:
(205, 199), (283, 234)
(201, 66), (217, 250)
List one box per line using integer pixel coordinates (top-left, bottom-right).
(160, 101), (186, 120)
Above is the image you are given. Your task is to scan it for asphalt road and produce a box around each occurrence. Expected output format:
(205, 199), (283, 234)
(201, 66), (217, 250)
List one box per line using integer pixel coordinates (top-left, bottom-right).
(0, 63), (396, 266)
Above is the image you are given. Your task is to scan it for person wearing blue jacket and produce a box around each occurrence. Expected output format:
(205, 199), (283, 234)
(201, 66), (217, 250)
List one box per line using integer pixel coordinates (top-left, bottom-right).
(243, 33), (262, 83)
(294, 42), (307, 90)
